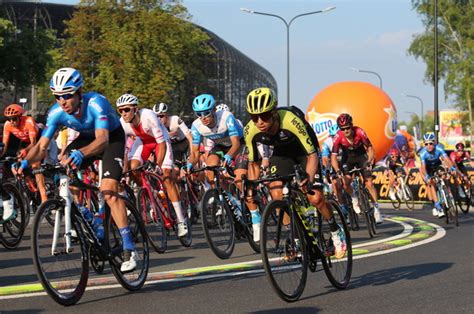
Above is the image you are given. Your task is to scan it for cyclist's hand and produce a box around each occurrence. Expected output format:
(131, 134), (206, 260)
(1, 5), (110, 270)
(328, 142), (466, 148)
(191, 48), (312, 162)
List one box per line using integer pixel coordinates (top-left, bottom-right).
(424, 174), (431, 183)
(67, 149), (84, 168)
(186, 162), (193, 174)
(222, 154), (233, 167)
(298, 177), (310, 193)
(11, 159), (29, 175)
(17, 148), (28, 159)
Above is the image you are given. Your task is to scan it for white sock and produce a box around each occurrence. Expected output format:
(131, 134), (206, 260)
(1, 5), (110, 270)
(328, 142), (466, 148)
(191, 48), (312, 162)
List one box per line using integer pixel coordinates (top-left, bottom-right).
(172, 202), (185, 223)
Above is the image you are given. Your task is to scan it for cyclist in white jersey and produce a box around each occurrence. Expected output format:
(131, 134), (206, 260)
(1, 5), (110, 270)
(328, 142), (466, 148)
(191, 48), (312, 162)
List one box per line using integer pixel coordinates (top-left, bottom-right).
(117, 94), (188, 237)
(152, 102), (193, 163)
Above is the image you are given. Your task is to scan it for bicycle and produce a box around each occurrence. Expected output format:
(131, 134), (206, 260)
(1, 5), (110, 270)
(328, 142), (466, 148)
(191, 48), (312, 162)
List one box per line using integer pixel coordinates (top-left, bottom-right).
(432, 168), (458, 226)
(346, 167), (376, 238)
(175, 160), (204, 225)
(198, 165), (261, 259)
(259, 166), (352, 302)
(389, 168), (415, 211)
(31, 163), (149, 306)
(453, 166), (472, 214)
(0, 158), (27, 249)
(134, 161), (192, 253)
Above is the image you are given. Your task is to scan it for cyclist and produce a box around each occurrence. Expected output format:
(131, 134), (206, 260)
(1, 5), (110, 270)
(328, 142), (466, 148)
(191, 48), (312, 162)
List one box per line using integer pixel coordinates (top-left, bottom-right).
(244, 87), (347, 259)
(2, 104), (48, 206)
(384, 148), (406, 201)
(117, 94), (188, 237)
(153, 102), (193, 164)
(330, 113), (383, 224)
(15, 67), (137, 272)
(419, 132), (456, 217)
(186, 94), (252, 234)
(449, 142), (471, 197)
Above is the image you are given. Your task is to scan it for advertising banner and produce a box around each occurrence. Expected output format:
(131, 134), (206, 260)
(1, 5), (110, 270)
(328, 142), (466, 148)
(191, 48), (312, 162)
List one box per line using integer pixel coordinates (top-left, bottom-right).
(439, 110), (469, 150)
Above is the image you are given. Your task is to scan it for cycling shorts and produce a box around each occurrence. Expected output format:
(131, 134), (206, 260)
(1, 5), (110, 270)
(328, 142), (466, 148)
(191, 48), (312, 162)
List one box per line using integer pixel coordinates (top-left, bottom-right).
(129, 138), (173, 170)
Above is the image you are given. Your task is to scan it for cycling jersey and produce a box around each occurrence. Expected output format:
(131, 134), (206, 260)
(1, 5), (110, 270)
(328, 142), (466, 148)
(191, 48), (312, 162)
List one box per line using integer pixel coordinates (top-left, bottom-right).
(321, 137), (334, 158)
(2, 116), (38, 144)
(419, 145), (447, 167)
(166, 115), (190, 143)
(244, 108), (318, 162)
(191, 110), (243, 149)
(332, 126), (371, 156)
(42, 92), (121, 139)
(384, 155), (404, 170)
(450, 151), (470, 165)
(121, 108), (173, 168)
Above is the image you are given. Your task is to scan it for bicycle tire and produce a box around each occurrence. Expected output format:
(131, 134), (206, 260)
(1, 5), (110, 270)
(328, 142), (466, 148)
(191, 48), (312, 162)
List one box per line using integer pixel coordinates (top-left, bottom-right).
(260, 200), (308, 302)
(243, 206), (260, 254)
(403, 183), (415, 211)
(358, 185), (376, 238)
(1, 182), (27, 249)
(457, 182), (472, 214)
(444, 184), (458, 227)
(32, 200), (89, 306)
(390, 188), (401, 210)
(136, 188), (167, 254)
(343, 192), (359, 231)
(180, 182), (198, 224)
(200, 188), (235, 259)
(319, 198), (352, 289)
(108, 198), (149, 291)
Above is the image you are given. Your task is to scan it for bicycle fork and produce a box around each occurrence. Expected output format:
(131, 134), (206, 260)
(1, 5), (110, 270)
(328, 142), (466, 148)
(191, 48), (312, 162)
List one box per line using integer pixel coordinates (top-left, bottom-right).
(52, 174), (73, 255)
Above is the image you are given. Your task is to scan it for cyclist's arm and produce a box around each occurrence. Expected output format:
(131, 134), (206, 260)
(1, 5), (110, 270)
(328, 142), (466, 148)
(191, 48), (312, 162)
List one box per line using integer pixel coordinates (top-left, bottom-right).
(24, 120), (39, 151)
(225, 135), (241, 159)
(248, 161), (260, 181)
(366, 145), (375, 165)
(79, 128), (109, 158)
(188, 144), (200, 165)
(306, 152), (318, 183)
(331, 153), (340, 173)
(155, 141), (166, 167)
(24, 136), (50, 164)
(0, 127), (10, 157)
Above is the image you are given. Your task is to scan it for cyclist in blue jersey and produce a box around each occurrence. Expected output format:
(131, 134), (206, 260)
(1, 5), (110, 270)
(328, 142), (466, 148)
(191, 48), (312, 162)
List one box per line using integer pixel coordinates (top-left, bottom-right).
(419, 132), (456, 218)
(15, 68), (137, 272)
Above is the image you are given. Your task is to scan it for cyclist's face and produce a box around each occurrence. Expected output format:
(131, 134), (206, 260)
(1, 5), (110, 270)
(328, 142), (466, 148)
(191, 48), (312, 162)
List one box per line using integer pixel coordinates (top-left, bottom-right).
(198, 111), (214, 126)
(56, 93), (80, 115)
(425, 142), (435, 152)
(251, 111), (274, 133)
(158, 113), (168, 125)
(7, 116), (20, 127)
(118, 106), (137, 123)
(340, 125), (353, 137)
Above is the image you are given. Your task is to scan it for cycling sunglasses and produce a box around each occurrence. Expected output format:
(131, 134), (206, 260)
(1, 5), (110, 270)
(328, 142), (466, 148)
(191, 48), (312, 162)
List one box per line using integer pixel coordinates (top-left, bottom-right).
(118, 107), (134, 114)
(196, 110), (213, 118)
(157, 114), (166, 118)
(340, 126), (352, 131)
(250, 111), (273, 123)
(424, 142), (435, 146)
(6, 117), (19, 122)
(54, 93), (75, 101)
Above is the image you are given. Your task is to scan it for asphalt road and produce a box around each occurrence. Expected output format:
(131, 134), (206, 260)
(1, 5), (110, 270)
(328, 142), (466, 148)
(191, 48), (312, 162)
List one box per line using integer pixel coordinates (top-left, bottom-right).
(1, 205), (473, 313)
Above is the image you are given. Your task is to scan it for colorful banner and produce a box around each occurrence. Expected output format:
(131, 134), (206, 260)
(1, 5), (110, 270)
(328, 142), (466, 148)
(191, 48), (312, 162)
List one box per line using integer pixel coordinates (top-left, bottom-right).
(439, 110), (469, 150)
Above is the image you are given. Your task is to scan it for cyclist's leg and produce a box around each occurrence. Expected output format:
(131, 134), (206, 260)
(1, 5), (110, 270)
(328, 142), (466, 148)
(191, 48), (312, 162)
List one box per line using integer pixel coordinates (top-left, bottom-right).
(32, 161), (48, 203)
(387, 169), (396, 200)
(204, 145), (223, 188)
(128, 138), (147, 186)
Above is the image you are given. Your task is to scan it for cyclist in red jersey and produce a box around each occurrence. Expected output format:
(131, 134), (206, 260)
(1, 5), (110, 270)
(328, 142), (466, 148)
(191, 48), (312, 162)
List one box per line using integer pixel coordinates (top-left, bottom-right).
(2, 104), (48, 204)
(330, 113), (383, 224)
(450, 142), (471, 194)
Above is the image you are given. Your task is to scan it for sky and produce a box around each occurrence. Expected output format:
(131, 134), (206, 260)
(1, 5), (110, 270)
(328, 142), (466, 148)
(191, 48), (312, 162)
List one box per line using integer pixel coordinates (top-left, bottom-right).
(50, 0), (451, 123)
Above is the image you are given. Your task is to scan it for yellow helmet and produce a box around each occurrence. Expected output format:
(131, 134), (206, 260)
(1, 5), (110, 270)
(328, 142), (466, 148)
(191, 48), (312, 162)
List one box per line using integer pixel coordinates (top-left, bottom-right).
(246, 87), (277, 114)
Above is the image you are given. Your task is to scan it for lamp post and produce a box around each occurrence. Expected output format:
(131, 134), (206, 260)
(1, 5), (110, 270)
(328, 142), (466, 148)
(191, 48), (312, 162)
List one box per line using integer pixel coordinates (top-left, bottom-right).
(402, 94), (424, 134)
(350, 67), (383, 89)
(241, 6), (336, 106)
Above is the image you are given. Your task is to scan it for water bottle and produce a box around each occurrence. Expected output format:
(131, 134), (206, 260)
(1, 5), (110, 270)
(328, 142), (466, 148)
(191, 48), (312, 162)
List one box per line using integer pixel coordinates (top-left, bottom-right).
(79, 205), (93, 223)
(93, 192), (105, 240)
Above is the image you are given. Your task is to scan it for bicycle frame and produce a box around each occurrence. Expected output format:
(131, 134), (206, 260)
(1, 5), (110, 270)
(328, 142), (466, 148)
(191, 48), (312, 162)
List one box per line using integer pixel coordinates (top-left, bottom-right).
(140, 170), (174, 229)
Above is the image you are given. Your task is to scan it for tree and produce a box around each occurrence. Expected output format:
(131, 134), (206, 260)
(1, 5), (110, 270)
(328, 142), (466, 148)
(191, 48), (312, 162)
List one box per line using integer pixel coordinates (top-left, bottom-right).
(61, 0), (213, 112)
(408, 1), (473, 128)
(0, 18), (13, 48)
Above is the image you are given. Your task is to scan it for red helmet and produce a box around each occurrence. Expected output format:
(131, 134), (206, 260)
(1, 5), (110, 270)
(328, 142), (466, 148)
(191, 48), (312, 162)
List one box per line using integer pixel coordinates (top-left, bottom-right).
(389, 148), (399, 156)
(455, 142), (465, 150)
(336, 113), (353, 127)
(4, 104), (25, 117)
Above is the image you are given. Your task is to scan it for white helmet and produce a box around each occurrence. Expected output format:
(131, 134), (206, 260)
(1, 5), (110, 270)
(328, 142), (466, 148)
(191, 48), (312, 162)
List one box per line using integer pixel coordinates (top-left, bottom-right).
(216, 103), (229, 112)
(49, 67), (84, 95)
(153, 102), (168, 114)
(116, 93), (139, 107)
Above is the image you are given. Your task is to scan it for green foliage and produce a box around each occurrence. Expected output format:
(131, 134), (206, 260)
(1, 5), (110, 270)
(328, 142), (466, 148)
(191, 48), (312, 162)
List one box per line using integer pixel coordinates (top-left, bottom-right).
(61, 0), (213, 113)
(408, 0), (473, 116)
(0, 23), (56, 94)
(0, 18), (14, 48)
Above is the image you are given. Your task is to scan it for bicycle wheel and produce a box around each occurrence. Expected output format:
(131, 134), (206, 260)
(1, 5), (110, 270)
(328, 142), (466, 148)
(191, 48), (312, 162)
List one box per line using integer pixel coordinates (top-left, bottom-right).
(242, 206), (260, 254)
(136, 188), (167, 253)
(358, 186), (376, 238)
(108, 198), (149, 291)
(343, 192), (359, 231)
(180, 181), (198, 224)
(402, 183), (415, 211)
(200, 188), (235, 259)
(444, 185), (458, 226)
(390, 188), (401, 210)
(260, 200), (308, 302)
(32, 200), (89, 306)
(319, 198), (352, 289)
(457, 182), (472, 214)
(0, 182), (27, 249)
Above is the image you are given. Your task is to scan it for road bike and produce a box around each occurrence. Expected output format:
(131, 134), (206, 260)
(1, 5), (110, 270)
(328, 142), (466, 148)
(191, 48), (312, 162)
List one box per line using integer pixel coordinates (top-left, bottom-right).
(432, 169), (458, 226)
(347, 167), (376, 238)
(31, 163), (149, 306)
(389, 168), (415, 211)
(134, 161), (192, 253)
(259, 166), (352, 302)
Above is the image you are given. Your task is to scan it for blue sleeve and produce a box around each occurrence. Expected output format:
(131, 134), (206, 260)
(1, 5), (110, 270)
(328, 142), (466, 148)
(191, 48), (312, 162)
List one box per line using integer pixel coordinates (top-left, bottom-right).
(226, 114), (243, 138)
(42, 106), (62, 140)
(191, 124), (201, 146)
(90, 97), (110, 130)
(419, 150), (427, 164)
(436, 146), (448, 158)
(321, 142), (330, 157)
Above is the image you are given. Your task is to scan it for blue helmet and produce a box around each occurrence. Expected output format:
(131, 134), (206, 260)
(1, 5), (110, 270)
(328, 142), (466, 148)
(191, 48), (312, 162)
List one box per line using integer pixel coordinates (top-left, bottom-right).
(423, 132), (435, 142)
(328, 124), (339, 136)
(192, 94), (216, 112)
(50, 67), (84, 95)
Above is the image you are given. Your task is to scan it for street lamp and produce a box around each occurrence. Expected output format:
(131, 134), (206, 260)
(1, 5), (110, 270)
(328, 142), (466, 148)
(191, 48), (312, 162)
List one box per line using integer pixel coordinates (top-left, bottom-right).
(350, 67), (383, 89)
(241, 6), (336, 106)
(402, 93), (424, 134)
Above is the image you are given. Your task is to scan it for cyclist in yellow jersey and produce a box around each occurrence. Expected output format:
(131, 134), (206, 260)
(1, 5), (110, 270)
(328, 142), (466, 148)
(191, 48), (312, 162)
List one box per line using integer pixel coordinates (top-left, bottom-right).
(244, 87), (347, 259)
